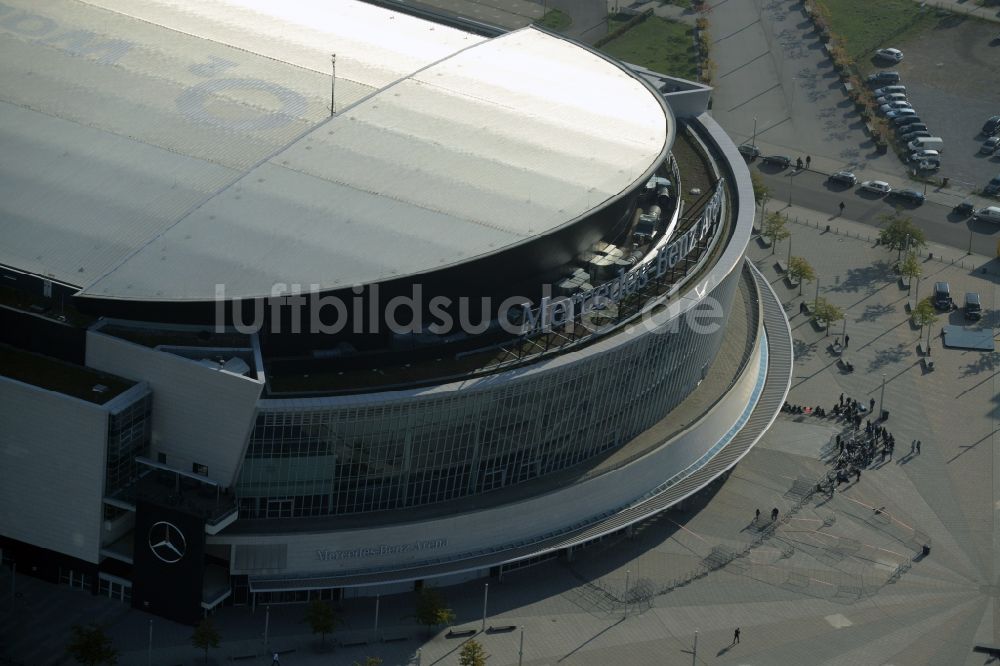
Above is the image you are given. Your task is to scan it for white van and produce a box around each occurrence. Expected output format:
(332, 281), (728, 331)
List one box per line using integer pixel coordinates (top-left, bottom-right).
(973, 206), (1000, 223)
(908, 137), (944, 152)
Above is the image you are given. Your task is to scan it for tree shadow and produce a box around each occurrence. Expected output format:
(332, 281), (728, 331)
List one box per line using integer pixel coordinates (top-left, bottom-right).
(866, 343), (913, 372)
(832, 261), (892, 294)
(856, 302), (897, 323)
(960, 352), (998, 377)
(793, 338), (817, 361)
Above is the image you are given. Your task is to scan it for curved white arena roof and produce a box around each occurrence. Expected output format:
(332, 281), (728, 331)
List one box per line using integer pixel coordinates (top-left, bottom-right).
(0, 0), (671, 301)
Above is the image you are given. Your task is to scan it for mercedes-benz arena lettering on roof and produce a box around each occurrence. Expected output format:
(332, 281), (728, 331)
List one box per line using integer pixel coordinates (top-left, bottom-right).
(0, 0), (790, 626)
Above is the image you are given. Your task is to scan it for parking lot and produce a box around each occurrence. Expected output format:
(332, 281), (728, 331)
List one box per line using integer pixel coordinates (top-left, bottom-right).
(870, 16), (1000, 195)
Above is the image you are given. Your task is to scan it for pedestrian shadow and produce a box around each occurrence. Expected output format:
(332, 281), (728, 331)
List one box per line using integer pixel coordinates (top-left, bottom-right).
(717, 643), (736, 657)
(896, 452), (916, 465)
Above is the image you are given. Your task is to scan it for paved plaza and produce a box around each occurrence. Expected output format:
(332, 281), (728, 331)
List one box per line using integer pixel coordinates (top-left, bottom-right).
(0, 209), (996, 665)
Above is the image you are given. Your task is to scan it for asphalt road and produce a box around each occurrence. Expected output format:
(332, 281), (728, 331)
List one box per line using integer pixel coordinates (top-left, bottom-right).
(752, 164), (1000, 256)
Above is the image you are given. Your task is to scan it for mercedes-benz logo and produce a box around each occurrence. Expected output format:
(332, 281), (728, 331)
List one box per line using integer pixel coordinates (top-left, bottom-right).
(148, 521), (187, 564)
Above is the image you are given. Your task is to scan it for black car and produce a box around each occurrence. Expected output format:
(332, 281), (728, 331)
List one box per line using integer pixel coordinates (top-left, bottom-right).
(985, 174), (1000, 196)
(761, 155), (791, 168)
(889, 188), (925, 204)
(982, 115), (1000, 136)
(933, 282), (953, 310)
(893, 115), (922, 127)
(827, 170), (857, 186)
(954, 202), (975, 216)
(898, 123), (928, 135)
(900, 130), (931, 143)
(738, 144), (761, 159)
(866, 71), (900, 84)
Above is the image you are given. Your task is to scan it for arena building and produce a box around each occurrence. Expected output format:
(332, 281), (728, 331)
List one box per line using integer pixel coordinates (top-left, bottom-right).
(0, 0), (792, 624)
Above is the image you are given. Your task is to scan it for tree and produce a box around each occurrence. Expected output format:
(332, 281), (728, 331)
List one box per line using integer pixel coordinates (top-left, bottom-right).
(787, 256), (816, 296)
(761, 211), (790, 255)
(912, 297), (938, 349)
(459, 639), (489, 666)
(899, 252), (921, 294)
(304, 599), (340, 648)
(878, 212), (926, 258)
(812, 297), (844, 337)
(191, 617), (221, 664)
(751, 171), (770, 205)
(414, 587), (456, 631)
(67, 624), (119, 666)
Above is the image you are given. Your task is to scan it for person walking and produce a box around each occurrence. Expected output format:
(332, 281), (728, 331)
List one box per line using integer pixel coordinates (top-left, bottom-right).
(911, 439), (916, 454)
(771, 507), (779, 521)
(806, 155), (811, 168)
(839, 201), (845, 215)
(755, 508), (761, 523)
(839, 393), (844, 407)
(845, 334), (850, 348)
(869, 397), (875, 413)
(733, 627), (741, 644)
(916, 440), (921, 454)
(272, 653), (281, 666)
(855, 468), (861, 482)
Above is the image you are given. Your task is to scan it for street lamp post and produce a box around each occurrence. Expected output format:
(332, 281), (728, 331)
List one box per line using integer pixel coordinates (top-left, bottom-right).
(751, 115), (758, 149)
(787, 234), (793, 268)
(878, 373), (886, 420)
(481, 583), (489, 632)
(264, 605), (270, 649)
(788, 172), (793, 206)
(374, 593), (380, 641)
(968, 226), (975, 255)
(624, 569), (630, 619)
(148, 620), (153, 666)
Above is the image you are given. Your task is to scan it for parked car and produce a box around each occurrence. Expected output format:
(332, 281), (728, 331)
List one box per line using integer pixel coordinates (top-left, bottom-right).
(898, 123), (928, 135)
(867, 71), (900, 84)
(886, 108), (917, 119)
(908, 137), (943, 152)
(974, 205), (1000, 222)
(893, 115), (922, 127)
(933, 282), (953, 310)
(738, 144), (761, 159)
(984, 174), (1000, 196)
(879, 101), (913, 114)
(876, 93), (908, 105)
(875, 48), (904, 62)
(889, 188), (925, 204)
(982, 115), (1000, 136)
(916, 160), (940, 172)
(827, 170), (857, 186)
(981, 137), (1000, 154)
(964, 292), (982, 321)
(954, 201), (975, 216)
(900, 130), (931, 143)
(909, 149), (940, 162)
(761, 155), (792, 168)
(874, 85), (906, 96)
(859, 180), (892, 194)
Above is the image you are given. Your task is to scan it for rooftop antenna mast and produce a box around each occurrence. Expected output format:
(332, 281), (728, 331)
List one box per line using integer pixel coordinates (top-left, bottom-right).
(331, 53), (336, 116)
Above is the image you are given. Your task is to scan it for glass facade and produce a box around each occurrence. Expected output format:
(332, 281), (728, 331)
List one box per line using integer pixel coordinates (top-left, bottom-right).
(104, 392), (152, 495)
(235, 265), (743, 519)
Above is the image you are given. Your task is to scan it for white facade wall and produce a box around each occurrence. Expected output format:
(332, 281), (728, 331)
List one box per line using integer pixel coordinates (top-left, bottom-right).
(86, 331), (264, 487)
(0, 378), (108, 563)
